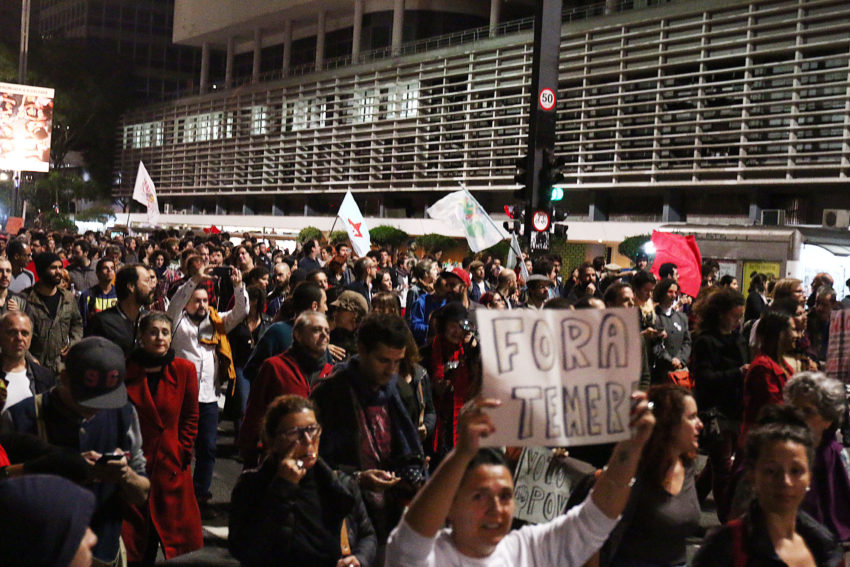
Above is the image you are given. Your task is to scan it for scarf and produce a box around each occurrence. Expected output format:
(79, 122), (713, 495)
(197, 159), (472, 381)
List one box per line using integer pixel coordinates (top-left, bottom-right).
(430, 335), (471, 455)
(196, 306), (237, 389)
(128, 347), (176, 370)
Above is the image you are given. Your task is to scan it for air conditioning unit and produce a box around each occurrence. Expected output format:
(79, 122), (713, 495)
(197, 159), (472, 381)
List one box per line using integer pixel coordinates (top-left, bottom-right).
(760, 209), (785, 226)
(822, 209), (850, 229)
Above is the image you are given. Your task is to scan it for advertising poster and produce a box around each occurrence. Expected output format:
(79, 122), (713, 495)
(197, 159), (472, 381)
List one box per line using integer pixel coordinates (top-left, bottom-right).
(0, 82), (55, 173)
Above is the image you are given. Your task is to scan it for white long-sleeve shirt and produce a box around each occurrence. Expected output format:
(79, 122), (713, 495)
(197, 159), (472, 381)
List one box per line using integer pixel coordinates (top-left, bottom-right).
(168, 279), (248, 403)
(384, 498), (617, 567)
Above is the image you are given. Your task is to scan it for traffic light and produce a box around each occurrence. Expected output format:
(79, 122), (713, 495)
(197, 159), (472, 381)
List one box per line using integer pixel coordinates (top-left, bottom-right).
(539, 149), (566, 205)
(551, 207), (568, 239)
(513, 153), (530, 201)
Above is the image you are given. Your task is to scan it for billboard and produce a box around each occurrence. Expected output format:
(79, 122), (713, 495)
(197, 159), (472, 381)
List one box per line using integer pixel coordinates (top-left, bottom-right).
(0, 82), (55, 172)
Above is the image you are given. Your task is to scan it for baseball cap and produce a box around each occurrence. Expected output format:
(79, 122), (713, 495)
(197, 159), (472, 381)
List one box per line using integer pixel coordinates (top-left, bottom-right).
(440, 267), (471, 288)
(66, 337), (127, 410)
(330, 290), (368, 316)
(527, 274), (555, 287)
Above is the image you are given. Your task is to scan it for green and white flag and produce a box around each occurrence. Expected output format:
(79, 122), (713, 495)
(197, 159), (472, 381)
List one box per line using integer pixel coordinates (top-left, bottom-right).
(426, 188), (507, 252)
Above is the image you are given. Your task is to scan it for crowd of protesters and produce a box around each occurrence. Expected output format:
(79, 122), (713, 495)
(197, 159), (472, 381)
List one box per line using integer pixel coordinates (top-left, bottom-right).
(0, 227), (847, 567)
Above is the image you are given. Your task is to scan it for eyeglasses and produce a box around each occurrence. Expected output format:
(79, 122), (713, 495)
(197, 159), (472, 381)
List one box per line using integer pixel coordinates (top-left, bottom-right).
(277, 424), (322, 442)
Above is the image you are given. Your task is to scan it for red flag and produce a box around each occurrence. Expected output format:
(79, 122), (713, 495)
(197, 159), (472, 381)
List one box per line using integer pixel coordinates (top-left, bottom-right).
(650, 231), (702, 297)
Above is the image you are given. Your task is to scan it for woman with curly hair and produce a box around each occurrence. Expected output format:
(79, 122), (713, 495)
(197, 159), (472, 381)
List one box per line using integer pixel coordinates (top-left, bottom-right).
(599, 385), (703, 567)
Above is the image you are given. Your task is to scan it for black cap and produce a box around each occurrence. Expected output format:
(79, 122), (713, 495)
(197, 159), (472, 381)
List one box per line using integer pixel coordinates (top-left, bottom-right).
(33, 252), (62, 277)
(66, 337), (127, 410)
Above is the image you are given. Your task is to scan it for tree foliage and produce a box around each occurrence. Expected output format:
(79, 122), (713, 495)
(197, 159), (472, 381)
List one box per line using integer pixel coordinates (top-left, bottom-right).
(369, 225), (409, 250)
(414, 233), (458, 254)
(328, 231), (350, 246)
(23, 171), (97, 216)
(298, 226), (323, 244)
(481, 240), (511, 263)
(618, 234), (652, 261)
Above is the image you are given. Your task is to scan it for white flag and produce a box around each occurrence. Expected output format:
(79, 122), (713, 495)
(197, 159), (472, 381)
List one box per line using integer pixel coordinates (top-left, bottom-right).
(506, 233), (530, 281)
(426, 188), (507, 252)
(338, 191), (371, 257)
(132, 161), (160, 224)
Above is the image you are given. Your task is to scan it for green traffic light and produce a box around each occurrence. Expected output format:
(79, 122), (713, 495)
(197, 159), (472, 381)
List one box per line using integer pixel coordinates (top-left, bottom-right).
(550, 186), (564, 201)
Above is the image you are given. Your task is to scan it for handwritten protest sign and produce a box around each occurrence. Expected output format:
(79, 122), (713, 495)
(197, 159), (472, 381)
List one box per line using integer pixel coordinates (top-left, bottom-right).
(513, 446), (595, 524)
(477, 308), (641, 447)
(825, 309), (850, 384)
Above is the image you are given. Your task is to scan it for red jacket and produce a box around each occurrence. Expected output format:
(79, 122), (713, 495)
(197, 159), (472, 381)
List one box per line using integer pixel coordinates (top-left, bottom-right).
(239, 348), (333, 467)
(741, 354), (793, 440)
(122, 357), (202, 562)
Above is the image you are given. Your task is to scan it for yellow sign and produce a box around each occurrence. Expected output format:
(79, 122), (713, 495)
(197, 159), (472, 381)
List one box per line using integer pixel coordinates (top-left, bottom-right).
(742, 261), (782, 283)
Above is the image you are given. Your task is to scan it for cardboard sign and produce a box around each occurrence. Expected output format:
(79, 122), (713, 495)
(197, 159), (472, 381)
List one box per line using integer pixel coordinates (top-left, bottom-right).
(825, 309), (850, 384)
(513, 447), (595, 524)
(477, 308), (641, 447)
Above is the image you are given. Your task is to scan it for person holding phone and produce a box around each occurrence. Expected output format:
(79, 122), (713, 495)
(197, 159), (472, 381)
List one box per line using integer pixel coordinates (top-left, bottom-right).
(4, 337), (150, 566)
(168, 264), (247, 508)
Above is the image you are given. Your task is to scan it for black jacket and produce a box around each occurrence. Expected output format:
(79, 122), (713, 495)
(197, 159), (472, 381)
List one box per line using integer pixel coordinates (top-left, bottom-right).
(86, 305), (137, 356)
(229, 458), (376, 567)
(0, 357), (55, 397)
(691, 329), (749, 421)
(693, 501), (843, 567)
(344, 281), (371, 308)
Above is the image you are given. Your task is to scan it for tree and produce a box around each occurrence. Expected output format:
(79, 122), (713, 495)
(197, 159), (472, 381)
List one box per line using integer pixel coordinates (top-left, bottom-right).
(298, 226), (323, 244)
(23, 171), (97, 216)
(618, 234), (652, 262)
(414, 233), (458, 255)
(329, 230), (350, 246)
(369, 225), (409, 251)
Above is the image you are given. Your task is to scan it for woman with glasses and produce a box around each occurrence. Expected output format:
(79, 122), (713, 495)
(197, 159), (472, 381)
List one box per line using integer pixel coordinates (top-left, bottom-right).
(122, 312), (203, 565)
(230, 394), (376, 567)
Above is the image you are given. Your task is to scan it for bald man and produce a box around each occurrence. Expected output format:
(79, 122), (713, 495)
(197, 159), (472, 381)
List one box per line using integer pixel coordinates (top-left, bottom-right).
(0, 311), (55, 409)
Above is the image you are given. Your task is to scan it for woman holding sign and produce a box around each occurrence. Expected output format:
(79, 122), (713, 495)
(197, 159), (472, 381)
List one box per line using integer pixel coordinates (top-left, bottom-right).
(384, 393), (655, 567)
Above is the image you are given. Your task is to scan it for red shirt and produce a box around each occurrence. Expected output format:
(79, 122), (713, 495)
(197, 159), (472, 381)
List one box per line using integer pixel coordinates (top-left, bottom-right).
(741, 354), (793, 440)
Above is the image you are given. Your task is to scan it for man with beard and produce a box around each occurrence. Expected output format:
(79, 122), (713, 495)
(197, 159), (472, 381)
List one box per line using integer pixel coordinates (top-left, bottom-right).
(266, 262), (290, 318)
(86, 264), (156, 356)
(67, 239), (98, 294)
(77, 257), (117, 327)
(24, 253), (83, 374)
(168, 266), (247, 506)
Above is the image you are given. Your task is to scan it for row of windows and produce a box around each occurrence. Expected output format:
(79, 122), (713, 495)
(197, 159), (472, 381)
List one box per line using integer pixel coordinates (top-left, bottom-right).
(123, 81), (421, 148)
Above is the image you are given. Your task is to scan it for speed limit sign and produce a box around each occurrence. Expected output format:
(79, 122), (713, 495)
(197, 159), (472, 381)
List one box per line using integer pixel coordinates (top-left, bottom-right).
(532, 210), (550, 232)
(539, 88), (556, 111)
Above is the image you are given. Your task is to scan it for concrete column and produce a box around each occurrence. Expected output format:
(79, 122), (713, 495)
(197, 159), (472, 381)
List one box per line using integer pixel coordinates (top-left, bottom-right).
(489, 0), (501, 37)
(252, 29), (262, 84)
(662, 190), (685, 222)
(199, 42), (210, 94)
(605, 0), (618, 15)
(392, 0), (404, 54)
(316, 11), (326, 70)
(224, 36), (234, 88)
(352, 0), (364, 63)
(749, 188), (771, 224)
(282, 20), (292, 76)
(589, 190), (609, 221)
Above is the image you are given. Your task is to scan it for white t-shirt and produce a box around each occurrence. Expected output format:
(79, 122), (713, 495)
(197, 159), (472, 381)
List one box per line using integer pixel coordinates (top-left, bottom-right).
(3, 369), (32, 410)
(384, 498), (618, 567)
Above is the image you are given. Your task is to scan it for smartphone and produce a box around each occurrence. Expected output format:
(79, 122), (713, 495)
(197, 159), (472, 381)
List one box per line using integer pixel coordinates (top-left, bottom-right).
(211, 266), (232, 280)
(96, 453), (124, 465)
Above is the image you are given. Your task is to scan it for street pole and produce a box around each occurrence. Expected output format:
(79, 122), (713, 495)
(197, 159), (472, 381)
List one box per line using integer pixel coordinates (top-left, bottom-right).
(521, 0), (562, 254)
(14, 0), (32, 218)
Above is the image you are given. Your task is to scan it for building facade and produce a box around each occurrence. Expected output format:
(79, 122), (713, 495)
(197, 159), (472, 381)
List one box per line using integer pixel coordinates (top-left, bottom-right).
(37, 0), (204, 101)
(115, 0), (850, 226)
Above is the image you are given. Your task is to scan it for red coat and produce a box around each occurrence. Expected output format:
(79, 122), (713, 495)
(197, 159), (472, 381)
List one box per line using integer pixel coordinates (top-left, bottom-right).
(122, 357), (203, 562)
(741, 353), (793, 440)
(238, 348), (333, 467)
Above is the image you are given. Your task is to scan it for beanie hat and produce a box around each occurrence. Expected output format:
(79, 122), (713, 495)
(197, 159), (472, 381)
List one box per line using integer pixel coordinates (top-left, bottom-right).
(33, 252), (62, 277)
(0, 474), (96, 567)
